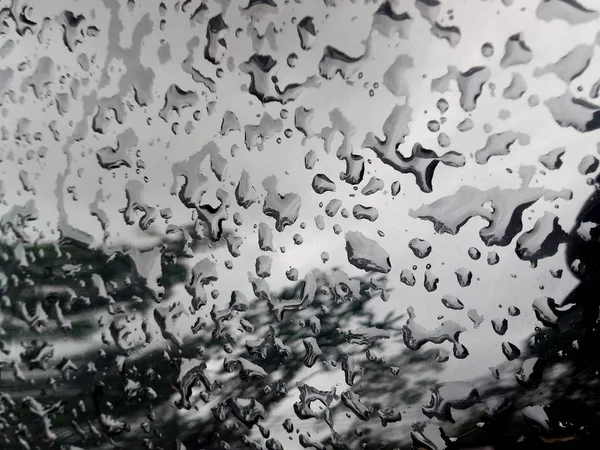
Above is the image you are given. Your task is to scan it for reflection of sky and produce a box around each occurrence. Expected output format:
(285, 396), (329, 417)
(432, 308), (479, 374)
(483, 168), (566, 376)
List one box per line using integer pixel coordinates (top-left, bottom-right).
(1, 0), (599, 445)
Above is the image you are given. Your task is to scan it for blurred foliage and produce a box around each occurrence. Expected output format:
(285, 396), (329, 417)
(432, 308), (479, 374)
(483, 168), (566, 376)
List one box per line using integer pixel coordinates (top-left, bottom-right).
(0, 234), (441, 450)
(5, 204), (600, 450)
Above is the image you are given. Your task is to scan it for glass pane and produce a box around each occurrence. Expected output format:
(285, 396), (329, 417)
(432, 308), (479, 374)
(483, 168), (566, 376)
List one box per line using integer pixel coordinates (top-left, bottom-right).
(1, 1), (600, 449)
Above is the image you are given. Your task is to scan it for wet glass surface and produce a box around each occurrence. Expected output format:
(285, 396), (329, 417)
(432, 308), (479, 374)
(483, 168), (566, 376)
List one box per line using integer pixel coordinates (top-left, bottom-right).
(2, 1), (600, 449)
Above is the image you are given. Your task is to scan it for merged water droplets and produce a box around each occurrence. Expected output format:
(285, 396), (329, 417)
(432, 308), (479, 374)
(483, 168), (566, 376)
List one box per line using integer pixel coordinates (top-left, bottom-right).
(262, 176), (301, 231)
(422, 382), (480, 423)
(345, 231), (391, 274)
(2, 0), (600, 448)
(403, 307), (469, 359)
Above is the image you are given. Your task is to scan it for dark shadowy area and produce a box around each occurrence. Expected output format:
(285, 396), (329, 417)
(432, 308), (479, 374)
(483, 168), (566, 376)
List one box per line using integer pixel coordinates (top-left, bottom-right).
(3, 189), (600, 450)
(0, 229), (441, 450)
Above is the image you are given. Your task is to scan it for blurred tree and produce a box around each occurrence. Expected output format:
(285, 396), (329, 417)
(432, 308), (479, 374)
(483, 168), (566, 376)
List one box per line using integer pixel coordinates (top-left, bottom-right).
(0, 233), (441, 450)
